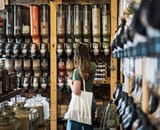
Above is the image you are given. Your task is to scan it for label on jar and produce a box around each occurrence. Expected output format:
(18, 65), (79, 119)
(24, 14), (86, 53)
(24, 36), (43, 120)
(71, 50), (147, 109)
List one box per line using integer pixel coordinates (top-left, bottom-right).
(92, 8), (100, 35)
(22, 25), (30, 34)
(41, 22), (49, 36)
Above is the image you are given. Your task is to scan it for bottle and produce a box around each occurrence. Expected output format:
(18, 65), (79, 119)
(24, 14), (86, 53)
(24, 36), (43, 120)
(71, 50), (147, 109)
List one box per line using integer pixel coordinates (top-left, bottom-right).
(57, 4), (65, 43)
(30, 5), (40, 45)
(83, 4), (91, 43)
(92, 4), (101, 43)
(74, 4), (82, 42)
(40, 4), (50, 43)
(66, 5), (74, 43)
(102, 3), (111, 43)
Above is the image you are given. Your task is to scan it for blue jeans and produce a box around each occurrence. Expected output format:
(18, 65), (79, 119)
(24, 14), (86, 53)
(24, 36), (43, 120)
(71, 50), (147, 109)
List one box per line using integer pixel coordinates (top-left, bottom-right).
(66, 97), (96, 130)
(66, 120), (93, 130)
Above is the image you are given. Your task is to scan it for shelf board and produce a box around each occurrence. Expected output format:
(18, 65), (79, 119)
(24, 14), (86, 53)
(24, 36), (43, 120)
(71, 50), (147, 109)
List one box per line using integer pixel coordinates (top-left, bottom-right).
(0, 89), (21, 102)
(93, 78), (110, 85)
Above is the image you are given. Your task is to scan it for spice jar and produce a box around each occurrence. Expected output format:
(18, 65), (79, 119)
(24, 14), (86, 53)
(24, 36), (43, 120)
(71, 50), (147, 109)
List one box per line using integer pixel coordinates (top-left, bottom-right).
(92, 4), (101, 43)
(74, 4), (82, 42)
(30, 5), (40, 45)
(57, 4), (65, 43)
(66, 5), (74, 43)
(83, 4), (91, 43)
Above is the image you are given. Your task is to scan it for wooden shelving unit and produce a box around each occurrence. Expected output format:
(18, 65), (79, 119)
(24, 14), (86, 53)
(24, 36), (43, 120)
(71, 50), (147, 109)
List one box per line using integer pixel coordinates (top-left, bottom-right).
(50, 0), (118, 129)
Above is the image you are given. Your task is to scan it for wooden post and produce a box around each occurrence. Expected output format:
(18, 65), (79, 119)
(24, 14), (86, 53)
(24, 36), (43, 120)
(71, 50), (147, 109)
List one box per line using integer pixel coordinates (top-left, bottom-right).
(142, 58), (149, 113)
(110, 0), (118, 98)
(50, 1), (57, 130)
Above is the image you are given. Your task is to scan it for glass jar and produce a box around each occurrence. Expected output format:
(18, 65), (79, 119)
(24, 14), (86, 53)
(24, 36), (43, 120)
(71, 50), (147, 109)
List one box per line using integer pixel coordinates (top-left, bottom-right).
(30, 5), (40, 45)
(6, 5), (14, 37)
(57, 4), (65, 43)
(40, 4), (50, 37)
(14, 5), (22, 38)
(74, 4), (82, 42)
(102, 4), (111, 43)
(22, 6), (30, 37)
(66, 5), (74, 43)
(92, 4), (101, 43)
(83, 4), (91, 43)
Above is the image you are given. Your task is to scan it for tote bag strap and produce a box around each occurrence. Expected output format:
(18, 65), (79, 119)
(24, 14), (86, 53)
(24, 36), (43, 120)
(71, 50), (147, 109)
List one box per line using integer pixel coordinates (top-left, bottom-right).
(82, 79), (86, 92)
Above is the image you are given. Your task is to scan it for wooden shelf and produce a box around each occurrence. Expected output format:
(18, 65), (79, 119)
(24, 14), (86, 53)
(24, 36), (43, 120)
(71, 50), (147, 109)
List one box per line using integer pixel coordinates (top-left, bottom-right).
(93, 78), (110, 85)
(0, 89), (21, 102)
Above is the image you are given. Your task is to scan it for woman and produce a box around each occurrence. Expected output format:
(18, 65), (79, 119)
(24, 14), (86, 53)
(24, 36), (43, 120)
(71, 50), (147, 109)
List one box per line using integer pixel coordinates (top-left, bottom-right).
(67, 43), (97, 130)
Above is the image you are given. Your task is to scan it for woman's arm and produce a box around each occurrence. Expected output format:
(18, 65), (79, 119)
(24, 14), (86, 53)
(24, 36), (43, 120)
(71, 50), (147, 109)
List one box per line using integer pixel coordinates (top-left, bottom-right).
(68, 78), (81, 95)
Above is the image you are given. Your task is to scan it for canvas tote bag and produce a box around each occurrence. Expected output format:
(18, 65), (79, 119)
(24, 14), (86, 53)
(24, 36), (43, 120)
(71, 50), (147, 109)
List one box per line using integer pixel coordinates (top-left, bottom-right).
(64, 79), (93, 125)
